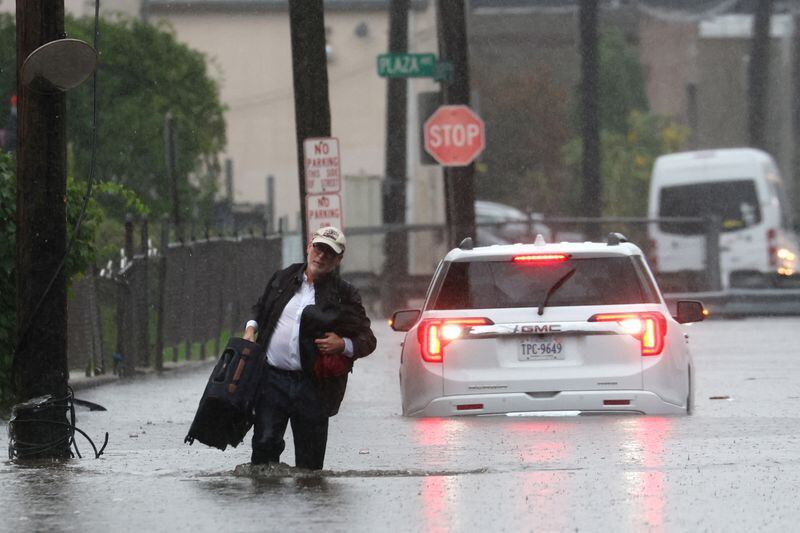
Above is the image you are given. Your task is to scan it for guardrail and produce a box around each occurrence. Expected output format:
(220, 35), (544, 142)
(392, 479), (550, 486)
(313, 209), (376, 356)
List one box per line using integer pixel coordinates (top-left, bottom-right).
(664, 289), (800, 317)
(341, 216), (722, 315)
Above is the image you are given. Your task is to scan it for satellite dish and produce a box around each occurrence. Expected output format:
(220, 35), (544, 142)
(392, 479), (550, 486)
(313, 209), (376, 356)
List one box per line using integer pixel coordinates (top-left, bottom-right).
(21, 38), (98, 94)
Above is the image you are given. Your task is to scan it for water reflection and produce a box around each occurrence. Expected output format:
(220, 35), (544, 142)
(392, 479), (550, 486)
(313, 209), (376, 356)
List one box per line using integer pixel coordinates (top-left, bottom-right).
(412, 418), (470, 470)
(3, 461), (80, 529)
(414, 418), (460, 447)
(507, 420), (571, 526)
(422, 475), (449, 533)
(517, 470), (569, 529)
(509, 420), (570, 464)
(620, 416), (672, 532)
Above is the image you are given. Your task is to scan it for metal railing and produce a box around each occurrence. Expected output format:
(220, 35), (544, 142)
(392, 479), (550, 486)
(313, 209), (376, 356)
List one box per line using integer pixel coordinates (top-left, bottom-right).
(67, 220), (281, 377)
(67, 213), (796, 378)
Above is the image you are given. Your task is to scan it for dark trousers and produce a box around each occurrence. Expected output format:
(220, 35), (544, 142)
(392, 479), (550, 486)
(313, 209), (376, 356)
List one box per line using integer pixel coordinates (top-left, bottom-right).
(251, 365), (329, 470)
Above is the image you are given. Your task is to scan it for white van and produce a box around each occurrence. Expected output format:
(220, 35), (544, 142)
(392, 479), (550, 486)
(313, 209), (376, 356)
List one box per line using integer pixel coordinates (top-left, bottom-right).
(647, 148), (799, 290)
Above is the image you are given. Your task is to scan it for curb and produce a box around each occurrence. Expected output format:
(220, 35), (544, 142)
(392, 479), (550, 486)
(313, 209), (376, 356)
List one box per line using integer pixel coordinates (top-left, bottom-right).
(69, 359), (216, 393)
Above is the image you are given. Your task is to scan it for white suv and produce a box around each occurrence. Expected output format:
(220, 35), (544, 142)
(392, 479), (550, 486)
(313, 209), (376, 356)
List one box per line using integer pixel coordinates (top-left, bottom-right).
(391, 234), (705, 416)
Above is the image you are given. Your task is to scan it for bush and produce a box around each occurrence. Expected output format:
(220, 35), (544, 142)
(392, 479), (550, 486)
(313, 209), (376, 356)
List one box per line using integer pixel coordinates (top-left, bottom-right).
(564, 111), (689, 218)
(0, 152), (145, 409)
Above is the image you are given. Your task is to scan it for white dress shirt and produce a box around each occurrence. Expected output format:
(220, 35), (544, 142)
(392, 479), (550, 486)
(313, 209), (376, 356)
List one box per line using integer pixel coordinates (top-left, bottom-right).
(246, 272), (354, 370)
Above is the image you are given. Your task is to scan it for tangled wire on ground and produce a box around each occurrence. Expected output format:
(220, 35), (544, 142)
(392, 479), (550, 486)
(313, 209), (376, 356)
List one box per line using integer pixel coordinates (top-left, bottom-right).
(8, 386), (108, 461)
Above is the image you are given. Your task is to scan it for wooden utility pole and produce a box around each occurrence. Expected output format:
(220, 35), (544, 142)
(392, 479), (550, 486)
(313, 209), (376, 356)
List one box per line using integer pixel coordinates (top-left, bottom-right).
(437, 0), (476, 247)
(289, 0), (331, 247)
(383, 0), (410, 314)
(13, 0), (71, 458)
(748, 0), (773, 150)
(579, 0), (601, 239)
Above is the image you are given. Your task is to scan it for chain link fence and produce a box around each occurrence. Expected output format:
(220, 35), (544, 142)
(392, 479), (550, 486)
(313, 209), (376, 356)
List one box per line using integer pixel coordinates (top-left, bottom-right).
(67, 224), (281, 377)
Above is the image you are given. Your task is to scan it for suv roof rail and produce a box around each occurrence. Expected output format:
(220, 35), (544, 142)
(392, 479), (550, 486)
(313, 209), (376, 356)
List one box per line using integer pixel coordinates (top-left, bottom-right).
(458, 237), (474, 250)
(607, 232), (628, 246)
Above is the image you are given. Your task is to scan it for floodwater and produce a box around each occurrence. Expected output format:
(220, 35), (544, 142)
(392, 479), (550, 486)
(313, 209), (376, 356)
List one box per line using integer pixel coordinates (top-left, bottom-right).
(2, 319), (800, 532)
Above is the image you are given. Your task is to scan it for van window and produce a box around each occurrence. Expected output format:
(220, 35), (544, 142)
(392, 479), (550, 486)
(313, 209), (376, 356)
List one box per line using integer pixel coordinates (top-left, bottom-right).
(658, 179), (761, 235)
(432, 257), (659, 310)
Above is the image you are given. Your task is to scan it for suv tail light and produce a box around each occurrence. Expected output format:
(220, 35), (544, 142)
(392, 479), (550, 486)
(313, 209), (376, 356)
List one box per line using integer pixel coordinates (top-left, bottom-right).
(588, 312), (667, 356)
(417, 317), (494, 363)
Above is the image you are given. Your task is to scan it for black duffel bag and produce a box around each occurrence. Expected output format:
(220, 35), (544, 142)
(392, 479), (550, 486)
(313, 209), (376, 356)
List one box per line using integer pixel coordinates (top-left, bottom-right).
(185, 337), (265, 451)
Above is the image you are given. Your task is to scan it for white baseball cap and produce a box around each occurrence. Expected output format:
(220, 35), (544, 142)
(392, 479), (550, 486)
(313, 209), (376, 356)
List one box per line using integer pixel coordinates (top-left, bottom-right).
(311, 226), (346, 255)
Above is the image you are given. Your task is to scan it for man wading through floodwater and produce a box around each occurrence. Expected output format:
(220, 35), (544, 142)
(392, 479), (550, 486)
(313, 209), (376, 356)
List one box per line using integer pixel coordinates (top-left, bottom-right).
(244, 226), (376, 470)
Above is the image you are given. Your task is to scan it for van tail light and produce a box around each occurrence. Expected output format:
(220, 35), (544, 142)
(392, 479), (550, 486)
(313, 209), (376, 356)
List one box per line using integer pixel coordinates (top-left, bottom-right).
(588, 312), (667, 356)
(767, 228), (777, 267)
(417, 317), (494, 363)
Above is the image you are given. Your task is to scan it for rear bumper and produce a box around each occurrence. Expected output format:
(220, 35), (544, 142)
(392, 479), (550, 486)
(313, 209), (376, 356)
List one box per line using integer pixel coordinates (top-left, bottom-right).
(406, 390), (686, 417)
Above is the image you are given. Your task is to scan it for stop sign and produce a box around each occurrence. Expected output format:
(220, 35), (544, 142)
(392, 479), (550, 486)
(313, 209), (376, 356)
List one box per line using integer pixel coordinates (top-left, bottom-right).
(424, 105), (486, 167)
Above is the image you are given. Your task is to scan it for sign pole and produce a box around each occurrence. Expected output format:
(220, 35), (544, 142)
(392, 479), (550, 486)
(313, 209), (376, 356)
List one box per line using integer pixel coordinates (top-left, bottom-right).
(437, 0), (476, 247)
(289, 0), (331, 249)
(382, 0), (410, 315)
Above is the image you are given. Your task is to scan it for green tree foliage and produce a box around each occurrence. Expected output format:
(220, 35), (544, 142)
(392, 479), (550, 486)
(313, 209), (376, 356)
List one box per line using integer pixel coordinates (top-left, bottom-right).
(90, 181), (150, 265)
(0, 14), (226, 222)
(565, 111), (688, 217)
(0, 15), (12, 127)
(571, 29), (649, 137)
(0, 14), (206, 407)
(565, 30), (688, 217)
(597, 30), (649, 135)
(0, 155), (95, 407)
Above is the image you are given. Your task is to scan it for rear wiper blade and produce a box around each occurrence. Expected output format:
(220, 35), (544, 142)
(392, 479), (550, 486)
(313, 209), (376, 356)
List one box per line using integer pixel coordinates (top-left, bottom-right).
(538, 268), (576, 316)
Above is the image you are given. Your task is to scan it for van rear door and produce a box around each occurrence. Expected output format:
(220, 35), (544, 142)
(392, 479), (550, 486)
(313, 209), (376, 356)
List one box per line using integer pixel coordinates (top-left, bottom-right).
(657, 179), (764, 282)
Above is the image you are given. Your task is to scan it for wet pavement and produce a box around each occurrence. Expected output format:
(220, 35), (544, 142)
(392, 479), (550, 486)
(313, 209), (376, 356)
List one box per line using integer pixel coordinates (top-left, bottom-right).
(2, 318), (800, 532)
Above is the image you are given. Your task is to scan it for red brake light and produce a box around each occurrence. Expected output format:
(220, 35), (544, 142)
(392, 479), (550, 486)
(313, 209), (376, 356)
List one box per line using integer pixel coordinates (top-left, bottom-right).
(767, 228), (777, 267)
(417, 317), (493, 363)
(512, 254), (569, 264)
(589, 312), (667, 356)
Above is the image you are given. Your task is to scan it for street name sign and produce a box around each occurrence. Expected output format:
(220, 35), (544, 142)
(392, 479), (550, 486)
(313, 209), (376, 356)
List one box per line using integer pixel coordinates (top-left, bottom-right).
(423, 105), (486, 167)
(304, 137), (341, 194)
(377, 53), (437, 78)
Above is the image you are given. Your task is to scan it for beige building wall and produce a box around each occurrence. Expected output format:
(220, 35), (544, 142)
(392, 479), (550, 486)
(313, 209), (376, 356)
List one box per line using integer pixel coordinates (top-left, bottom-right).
(0, 0), (139, 18)
(638, 13), (698, 126)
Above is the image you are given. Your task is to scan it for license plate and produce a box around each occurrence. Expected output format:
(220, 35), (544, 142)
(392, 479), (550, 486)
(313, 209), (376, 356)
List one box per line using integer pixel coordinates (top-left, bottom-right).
(518, 337), (565, 361)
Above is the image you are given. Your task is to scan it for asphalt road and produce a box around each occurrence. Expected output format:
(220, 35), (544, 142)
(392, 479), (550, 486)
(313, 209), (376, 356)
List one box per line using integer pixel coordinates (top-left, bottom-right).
(2, 317), (800, 532)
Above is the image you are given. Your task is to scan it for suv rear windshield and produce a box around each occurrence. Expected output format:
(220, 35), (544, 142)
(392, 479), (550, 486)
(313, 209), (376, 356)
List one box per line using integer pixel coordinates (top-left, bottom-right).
(432, 257), (659, 310)
(658, 179), (761, 235)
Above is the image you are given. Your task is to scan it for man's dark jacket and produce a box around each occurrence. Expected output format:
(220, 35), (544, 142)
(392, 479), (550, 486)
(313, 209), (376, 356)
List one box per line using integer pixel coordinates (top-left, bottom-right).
(251, 263), (376, 416)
